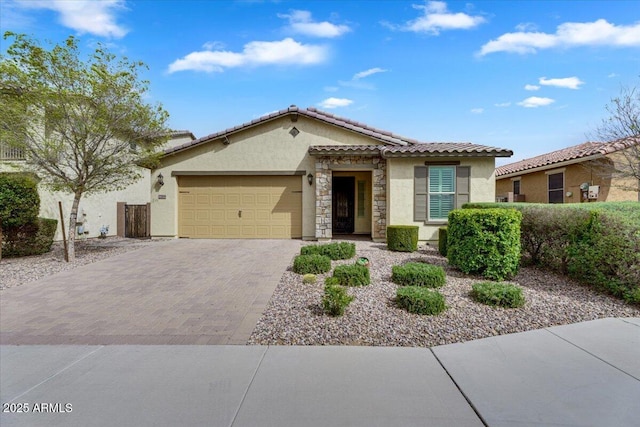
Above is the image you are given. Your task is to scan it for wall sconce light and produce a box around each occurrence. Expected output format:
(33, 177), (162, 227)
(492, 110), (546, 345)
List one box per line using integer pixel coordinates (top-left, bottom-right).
(157, 173), (164, 187)
(307, 173), (314, 186)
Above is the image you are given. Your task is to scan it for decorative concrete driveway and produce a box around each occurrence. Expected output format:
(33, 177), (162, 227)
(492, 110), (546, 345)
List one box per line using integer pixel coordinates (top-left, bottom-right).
(0, 239), (302, 345)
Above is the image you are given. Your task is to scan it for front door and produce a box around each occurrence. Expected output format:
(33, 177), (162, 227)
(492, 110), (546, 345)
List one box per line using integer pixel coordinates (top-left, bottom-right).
(332, 177), (355, 234)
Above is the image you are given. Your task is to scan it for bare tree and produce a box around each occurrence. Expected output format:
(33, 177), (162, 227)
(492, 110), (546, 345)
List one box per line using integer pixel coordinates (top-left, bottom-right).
(591, 83), (640, 195)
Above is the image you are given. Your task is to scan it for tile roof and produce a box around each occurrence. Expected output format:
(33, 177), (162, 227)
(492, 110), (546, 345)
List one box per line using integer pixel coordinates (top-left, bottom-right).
(163, 105), (512, 158)
(496, 138), (638, 177)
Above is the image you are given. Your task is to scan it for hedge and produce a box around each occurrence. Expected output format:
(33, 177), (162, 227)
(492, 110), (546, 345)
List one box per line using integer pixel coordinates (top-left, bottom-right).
(447, 208), (521, 281)
(332, 264), (370, 287)
(2, 218), (58, 257)
(0, 173), (40, 229)
(301, 242), (356, 260)
(391, 262), (445, 288)
(387, 225), (418, 252)
(471, 282), (525, 308)
(292, 254), (332, 274)
(396, 286), (446, 315)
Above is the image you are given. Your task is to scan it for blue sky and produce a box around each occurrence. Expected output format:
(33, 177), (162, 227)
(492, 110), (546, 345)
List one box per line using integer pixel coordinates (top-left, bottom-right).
(1, 0), (639, 165)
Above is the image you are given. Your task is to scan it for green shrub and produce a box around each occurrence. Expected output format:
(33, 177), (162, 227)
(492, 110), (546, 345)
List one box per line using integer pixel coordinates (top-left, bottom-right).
(301, 242), (356, 260)
(438, 227), (448, 257)
(302, 274), (317, 284)
(471, 282), (525, 308)
(396, 286), (446, 315)
(0, 173), (40, 229)
(387, 225), (418, 252)
(391, 262), (445, 288)
(447, 209), (521, 280)
(332, 263), (370, 286)
(2, 217), (57, 257)
(322, 281), (354, 316)
(292, 254), (331, 274)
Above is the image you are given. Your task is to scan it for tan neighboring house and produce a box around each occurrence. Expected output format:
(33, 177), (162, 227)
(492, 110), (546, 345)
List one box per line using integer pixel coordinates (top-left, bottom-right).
(0, 131), (196, 241)
(496, 140), (640, 204)
(152, 106), (512, 242)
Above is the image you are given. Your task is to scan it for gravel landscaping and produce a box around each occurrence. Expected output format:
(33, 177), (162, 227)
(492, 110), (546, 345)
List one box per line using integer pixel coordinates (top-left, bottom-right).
(248, 240), (640, 347)
(0, 237), (166, 290)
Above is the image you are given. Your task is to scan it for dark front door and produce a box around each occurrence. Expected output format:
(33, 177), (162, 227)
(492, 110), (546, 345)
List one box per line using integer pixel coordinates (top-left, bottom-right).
(332, 177), (355, 234)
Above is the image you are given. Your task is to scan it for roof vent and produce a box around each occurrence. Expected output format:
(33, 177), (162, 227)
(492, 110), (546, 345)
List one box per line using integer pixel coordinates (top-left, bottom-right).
(289, 127), (300, 138)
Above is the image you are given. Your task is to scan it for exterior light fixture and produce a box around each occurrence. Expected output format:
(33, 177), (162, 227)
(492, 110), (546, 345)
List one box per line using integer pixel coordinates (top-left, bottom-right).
(307, 173), (314, 186)
(157, 173), (164, 187)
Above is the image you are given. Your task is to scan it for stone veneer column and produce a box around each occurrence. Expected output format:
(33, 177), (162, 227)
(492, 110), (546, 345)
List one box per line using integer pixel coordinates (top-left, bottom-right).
(314, 155), (387, 241)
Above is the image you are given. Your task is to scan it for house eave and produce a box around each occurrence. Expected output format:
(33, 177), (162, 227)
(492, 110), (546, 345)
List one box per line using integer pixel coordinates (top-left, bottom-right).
(496, 153), (604, 179)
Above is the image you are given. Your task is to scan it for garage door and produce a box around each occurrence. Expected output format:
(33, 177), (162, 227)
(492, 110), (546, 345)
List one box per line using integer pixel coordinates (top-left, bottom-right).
(178, 175), (302, 238)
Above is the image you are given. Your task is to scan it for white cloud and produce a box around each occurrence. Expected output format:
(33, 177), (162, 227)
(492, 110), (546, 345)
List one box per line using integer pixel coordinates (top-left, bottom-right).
(168, 38), (328, 73)
(394, 1), (486, 35)
(324, 86), (339, 92)
(608, 72), (619, 78)
(13, 0), (128, 38)
(524, 84), (540, 91)
(517, 96), (555, 108)
(470, 108), (484, 114)
(539, 76), (584, 89)
(203, 41), (226, 50)
(515, 22), (538, 32)
(494, 102), (511, 107)
(319, 97), (353, 109)
(278, 10), (351, 38)
(353, 67), (388, 80)
(479, 19), (640, 55)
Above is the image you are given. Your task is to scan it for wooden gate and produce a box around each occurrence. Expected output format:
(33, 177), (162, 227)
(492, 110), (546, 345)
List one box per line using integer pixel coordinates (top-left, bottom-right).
(124, 204), (149, 238)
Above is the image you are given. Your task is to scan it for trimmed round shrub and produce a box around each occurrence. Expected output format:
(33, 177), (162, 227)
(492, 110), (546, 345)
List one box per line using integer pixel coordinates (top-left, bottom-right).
(332, 263), (370, 286)
(387, 225), (418, 252)
(322, 279), (354, 316)
(396, 286), (446, 315)
(292, 254), (331, 274)
(302, 274), (317, 284)
(471, 282), (525, 308)
(301, 242), (356, 260)
(391, 262), (445, 288)
(2, 218), (57, 258)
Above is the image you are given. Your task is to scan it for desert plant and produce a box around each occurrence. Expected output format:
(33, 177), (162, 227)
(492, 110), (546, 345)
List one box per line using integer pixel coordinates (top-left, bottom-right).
(387, 225), (419, 252)
(471, 281), (525, 308)
(396, 286), (446, 315)
(292, 254), (331, 274)
(391, 262), (446, 288)
(332, 263), (370, 286)
(447, 208), (521, 280)
(302, 274), (317, 284)
(301, 242), (356, 260)
(322, 280), (354, 316)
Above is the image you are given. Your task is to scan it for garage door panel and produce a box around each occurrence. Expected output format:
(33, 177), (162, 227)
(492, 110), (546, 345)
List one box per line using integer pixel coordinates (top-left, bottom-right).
(179, 175), (302, 239)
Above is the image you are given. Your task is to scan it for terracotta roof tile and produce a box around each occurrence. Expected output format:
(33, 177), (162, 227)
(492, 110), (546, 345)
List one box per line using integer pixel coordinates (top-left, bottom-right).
(383, 142), (513, 157)
(495, 138), (638, 176)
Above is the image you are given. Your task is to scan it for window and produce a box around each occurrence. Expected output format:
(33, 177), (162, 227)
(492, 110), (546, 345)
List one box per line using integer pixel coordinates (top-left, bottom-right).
(548, 172), (564, 204)
(513, 179), (520, 195)
(414, 165), (470, 222)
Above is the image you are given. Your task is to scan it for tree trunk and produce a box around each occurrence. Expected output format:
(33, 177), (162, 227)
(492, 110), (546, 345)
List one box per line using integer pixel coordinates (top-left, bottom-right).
(66, 193), (82, 262)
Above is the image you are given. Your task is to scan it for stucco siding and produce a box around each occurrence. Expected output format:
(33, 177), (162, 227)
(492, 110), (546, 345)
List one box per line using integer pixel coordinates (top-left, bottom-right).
(152, 116), (385, 239)
(387, 157), (496, 242)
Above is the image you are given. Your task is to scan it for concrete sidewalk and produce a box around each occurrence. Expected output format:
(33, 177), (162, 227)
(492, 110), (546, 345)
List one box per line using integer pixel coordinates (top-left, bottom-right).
(1, 318), (639, 427)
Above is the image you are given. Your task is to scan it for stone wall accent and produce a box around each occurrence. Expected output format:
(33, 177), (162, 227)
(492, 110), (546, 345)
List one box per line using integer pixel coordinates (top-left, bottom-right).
(314, 155), (387, 240)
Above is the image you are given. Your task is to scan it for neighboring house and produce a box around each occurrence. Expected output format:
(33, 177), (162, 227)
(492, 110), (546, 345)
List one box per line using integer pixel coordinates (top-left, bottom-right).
(153, 106), (512, 242)
(0, 131), (196, 241)
(496, 140), (640, 204)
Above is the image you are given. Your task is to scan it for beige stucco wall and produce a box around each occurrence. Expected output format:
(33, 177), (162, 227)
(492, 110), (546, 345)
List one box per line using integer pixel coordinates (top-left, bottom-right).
(387, 157), (497, 242)
(152, 116), (385, 239)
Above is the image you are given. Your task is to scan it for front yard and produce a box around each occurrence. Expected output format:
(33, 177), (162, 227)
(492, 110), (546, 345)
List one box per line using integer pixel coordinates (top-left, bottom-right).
(248, 240), (640, 347)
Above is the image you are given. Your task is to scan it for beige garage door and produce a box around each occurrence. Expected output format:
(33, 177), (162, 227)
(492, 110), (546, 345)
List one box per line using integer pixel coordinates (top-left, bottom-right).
(178, 175), (302, 238)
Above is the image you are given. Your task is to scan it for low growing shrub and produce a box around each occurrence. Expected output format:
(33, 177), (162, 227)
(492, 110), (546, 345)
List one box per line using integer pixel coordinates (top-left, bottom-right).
(447, 209), (521, 281)
(387, 225), (418, 252)
(302, 274), (317, 284)
(471, 282), (525, 308)
(391, 262), (445, 288)
(301, 242), (356, 260)
(438, 227), (448, 257)
(292, 254), (331, 274)
(2, 218), (58, 258)
(396, 286), (446, 315)
(332, 264), (370, 286)
(322, 280), (354, 316)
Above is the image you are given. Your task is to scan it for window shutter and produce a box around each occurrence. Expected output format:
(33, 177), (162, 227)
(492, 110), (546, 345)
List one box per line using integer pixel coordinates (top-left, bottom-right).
(456, 166), (470, 209)
(414, 166), (427, 221)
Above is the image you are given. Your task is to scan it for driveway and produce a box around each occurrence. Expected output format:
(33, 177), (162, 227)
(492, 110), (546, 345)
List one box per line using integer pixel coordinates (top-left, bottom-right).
(0, 239), (302, 345)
